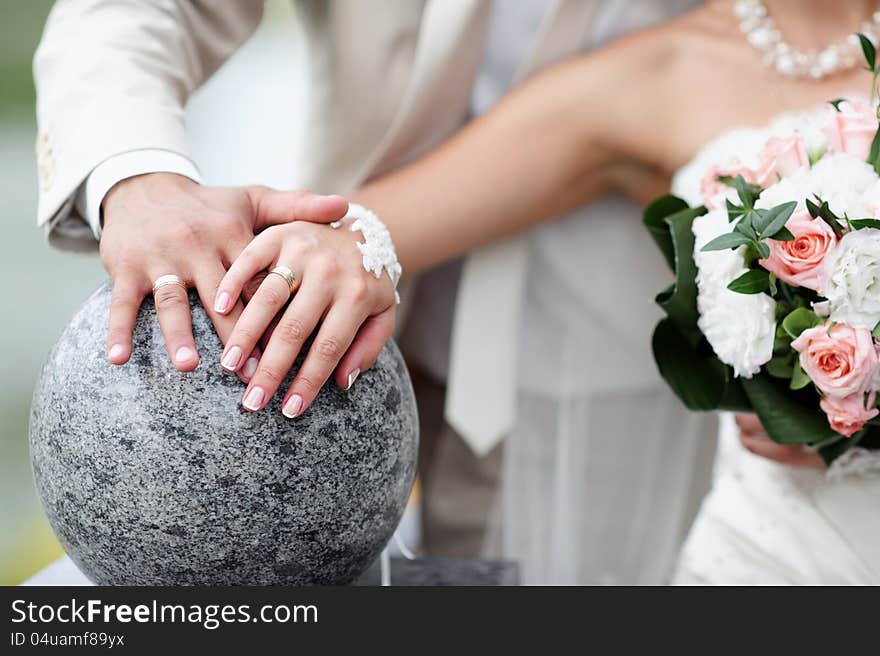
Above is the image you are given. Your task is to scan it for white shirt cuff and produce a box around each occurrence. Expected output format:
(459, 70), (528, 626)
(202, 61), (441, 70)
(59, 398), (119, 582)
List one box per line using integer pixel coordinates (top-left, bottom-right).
(74, 149), (202, 240)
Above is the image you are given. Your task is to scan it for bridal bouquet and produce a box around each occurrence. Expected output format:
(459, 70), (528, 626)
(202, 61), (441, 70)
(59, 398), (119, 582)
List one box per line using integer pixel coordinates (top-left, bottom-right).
(645, 36), (880, 463)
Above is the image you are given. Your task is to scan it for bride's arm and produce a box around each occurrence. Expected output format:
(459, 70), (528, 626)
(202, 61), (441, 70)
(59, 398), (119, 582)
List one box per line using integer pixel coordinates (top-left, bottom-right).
(354, 35), (674, 273)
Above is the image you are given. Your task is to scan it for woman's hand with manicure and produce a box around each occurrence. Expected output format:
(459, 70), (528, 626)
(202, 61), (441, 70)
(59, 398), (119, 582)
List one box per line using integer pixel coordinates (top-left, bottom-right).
(214, 220), (397, 417)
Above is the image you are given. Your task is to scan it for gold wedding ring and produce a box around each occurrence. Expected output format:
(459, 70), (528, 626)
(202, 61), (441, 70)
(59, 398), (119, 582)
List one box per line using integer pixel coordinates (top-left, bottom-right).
(268, 265), (298, 293)
(152, 274), (187, 294)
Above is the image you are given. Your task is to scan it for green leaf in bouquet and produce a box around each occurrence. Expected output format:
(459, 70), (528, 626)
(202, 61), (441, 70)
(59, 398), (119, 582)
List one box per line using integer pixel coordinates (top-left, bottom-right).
(806, 197), (845, 237)
(740, 374), (835, 445)
(764, 353), (794, 378)
(651, 318), (728, 411)
(808, 147), (826, 166)
(758, 201), (797, 240)
(718, 377), (751, 412)
(816, 434), (854, 465)
(790, 358), (812, 390)
(642, 194), (690, 271)
(726, 198), (746, 222)
(869, 124), (880, 174)
(873, 321), (880, 340)
(655, 206), (707, 345)
(755, 240), (771, 259)
(781, 307), (822, 339)
(849, 217), (880, 230)
(817, 426), (880, 464)
(727, 269), (770, 294)
(828, 98), (846, 112)
(768, 272), (778, 295)
(734, 174), (761, 209)
(734, 211), (759, 239)
(858, 32), (876, 71)
(769, 226), (794, 241)
(773, 323), (793, 351)
(700, 232), (751, 252)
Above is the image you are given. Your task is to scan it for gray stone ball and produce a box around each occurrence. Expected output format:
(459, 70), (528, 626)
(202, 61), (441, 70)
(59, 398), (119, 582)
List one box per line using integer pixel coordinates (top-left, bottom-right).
(30, 282), (418, 585)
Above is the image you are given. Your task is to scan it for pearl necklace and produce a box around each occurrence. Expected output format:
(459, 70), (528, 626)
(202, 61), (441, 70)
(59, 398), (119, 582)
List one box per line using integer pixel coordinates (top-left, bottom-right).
(735, 0), (880, 78)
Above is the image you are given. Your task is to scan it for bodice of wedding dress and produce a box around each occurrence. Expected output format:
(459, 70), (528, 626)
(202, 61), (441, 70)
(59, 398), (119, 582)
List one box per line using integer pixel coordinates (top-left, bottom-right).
(669, 101), (880, 584)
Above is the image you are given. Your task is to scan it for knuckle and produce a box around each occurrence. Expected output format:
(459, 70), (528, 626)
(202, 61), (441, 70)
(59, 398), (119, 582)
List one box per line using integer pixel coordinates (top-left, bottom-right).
(258, 285), (287, 308)
(154, 287), (187, 310)
(347, 277), (370, 305)
(233, 325), (260, 345)
(276, 318), (308, 345)
(256, 364), (285, 384)
(295, 374), (320, 394)
(290, 233), (319, 257)
(166, 331), (193, 345)
(113, 251), (142, 273)
(314, 336), (343, 361)
(110, 291), (140, 309)
(167, 220), (202, 246)
(314, 255), (340, 278)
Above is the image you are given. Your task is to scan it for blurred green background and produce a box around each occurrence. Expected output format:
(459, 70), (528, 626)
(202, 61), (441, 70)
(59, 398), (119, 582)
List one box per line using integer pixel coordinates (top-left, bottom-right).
(0, 0), (305, 584)
(1, 0), (97, 585)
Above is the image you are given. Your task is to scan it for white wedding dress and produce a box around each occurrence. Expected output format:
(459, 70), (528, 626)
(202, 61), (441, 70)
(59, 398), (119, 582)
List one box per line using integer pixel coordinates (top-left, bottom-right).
(670, 105), (880, 585)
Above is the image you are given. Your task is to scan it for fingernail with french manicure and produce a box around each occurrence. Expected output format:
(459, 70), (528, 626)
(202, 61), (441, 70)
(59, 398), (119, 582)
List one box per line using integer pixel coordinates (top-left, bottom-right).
(346, 368), (360, 390)
(221, 346), (242, 371)
(242, 386), (265, 411)
(109, 344), (126, 361)
(214, 292), (231, 314)
(175, 346), (196, 365)
(282, 394), (303, 419)
(242, 356), (259, 379)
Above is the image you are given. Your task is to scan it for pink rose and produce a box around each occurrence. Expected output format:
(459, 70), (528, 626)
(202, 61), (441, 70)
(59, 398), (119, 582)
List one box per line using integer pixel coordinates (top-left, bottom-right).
(699, 158), (756, 209)
(758, 209), (837, 292)
(819, 392), (878, 437)
(823, 100), (877, 161)
(754, 134), (809, 187)
(791, 322), (879, 397)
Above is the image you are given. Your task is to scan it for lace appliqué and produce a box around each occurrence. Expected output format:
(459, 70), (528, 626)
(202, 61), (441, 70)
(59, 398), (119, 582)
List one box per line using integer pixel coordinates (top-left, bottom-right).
(331, 203), (402, 304)
(826, 447), (880, 482)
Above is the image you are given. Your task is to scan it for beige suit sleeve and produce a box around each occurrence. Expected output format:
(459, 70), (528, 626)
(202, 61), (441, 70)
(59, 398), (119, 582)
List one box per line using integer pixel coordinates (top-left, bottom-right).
(33, 0), (265, 250)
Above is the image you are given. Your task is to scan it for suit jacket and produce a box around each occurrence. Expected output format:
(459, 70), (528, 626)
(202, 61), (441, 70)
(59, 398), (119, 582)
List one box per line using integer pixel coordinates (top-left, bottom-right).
(35, 0), (504, 241)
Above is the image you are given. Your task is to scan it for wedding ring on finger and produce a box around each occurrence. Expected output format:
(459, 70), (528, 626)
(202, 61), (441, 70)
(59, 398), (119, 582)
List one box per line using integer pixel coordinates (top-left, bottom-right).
(152, 274), (187, 294)
(268, 265), (298, 294)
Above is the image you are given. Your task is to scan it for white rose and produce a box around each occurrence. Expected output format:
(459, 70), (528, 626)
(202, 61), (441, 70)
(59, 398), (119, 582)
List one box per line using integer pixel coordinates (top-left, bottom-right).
(824, 228), (880, 329)
(692, 210), (776, 378)
(757, 152), (877, 218)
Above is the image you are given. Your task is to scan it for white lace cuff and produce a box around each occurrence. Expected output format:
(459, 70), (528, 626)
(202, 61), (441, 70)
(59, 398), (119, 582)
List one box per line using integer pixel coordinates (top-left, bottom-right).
(332, 203), (402, 304)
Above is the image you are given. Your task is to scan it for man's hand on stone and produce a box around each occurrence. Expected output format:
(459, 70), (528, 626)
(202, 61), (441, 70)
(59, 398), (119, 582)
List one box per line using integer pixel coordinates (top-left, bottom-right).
(99, 173), (348, 381)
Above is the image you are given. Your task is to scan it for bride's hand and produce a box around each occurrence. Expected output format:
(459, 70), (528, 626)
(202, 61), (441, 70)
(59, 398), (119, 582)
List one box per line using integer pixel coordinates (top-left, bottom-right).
(735, 415), (824, 468)
(214, 221), (397, 418)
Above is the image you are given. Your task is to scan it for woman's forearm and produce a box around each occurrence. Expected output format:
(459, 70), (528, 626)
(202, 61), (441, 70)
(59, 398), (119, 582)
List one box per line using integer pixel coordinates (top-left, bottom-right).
(353, 56), (633, 273)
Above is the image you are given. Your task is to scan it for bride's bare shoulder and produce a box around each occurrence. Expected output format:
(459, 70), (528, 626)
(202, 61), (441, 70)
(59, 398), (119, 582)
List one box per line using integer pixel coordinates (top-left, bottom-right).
(590, 2), (749, 170)
(600, 1), (745, 89)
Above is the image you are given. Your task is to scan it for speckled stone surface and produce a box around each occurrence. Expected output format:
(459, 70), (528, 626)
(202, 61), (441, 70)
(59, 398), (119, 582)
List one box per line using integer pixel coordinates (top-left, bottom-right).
(30, 282), (419, 585)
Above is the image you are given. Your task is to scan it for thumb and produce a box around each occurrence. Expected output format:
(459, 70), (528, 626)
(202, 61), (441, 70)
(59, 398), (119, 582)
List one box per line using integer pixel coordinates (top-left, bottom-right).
(247, 186), (349, 231)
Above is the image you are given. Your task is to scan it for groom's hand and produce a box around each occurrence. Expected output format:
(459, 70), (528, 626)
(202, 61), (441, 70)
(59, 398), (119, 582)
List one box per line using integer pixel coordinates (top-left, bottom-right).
(99, 173), (348, 375)
(735, 414), (824, 468)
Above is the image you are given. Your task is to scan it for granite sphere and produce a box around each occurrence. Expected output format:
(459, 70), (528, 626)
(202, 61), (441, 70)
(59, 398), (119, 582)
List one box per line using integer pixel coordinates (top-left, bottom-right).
(30, 282), (418, 585)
